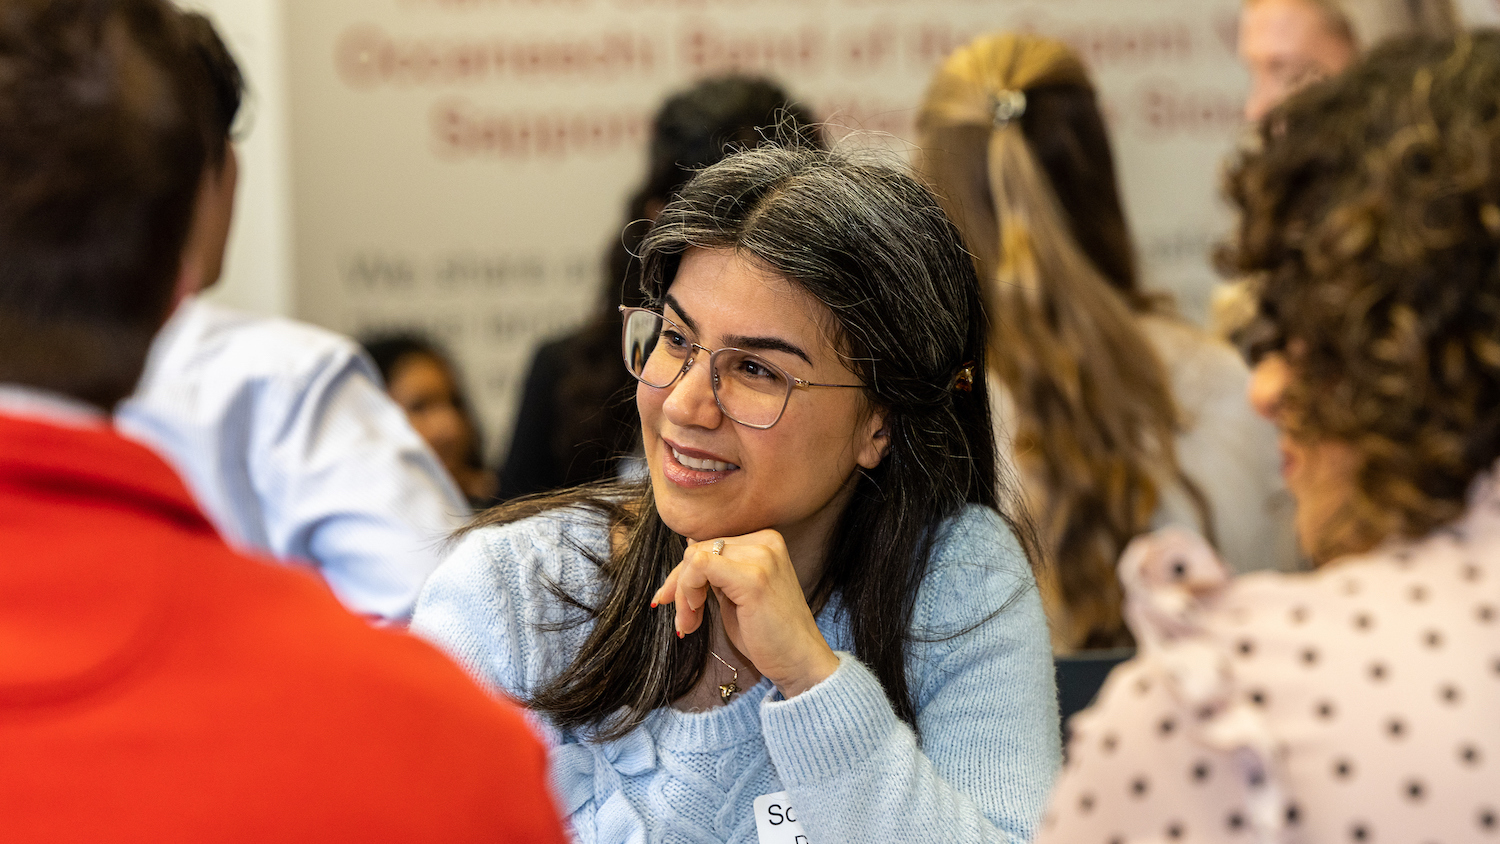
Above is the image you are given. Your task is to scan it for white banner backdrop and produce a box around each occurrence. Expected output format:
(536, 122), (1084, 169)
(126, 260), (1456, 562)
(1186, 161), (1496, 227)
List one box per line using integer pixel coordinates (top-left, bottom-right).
(286, 0), (1248, 460)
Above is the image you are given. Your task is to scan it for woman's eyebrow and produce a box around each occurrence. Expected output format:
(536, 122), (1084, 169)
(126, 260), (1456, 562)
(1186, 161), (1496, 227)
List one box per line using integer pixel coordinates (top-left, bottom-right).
(663, 295), (698, 335)
(663, 294), (813, 366)
(723, 333), (812, 366)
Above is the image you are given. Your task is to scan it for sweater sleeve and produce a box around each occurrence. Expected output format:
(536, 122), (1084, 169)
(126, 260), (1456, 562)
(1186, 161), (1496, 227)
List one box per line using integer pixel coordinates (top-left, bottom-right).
(760, 507), (1062, 844)
(409, 529), (531, 697)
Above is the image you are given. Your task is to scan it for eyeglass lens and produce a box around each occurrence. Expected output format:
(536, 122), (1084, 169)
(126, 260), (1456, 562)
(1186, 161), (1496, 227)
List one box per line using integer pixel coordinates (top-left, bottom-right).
(621, 308), (790, 428)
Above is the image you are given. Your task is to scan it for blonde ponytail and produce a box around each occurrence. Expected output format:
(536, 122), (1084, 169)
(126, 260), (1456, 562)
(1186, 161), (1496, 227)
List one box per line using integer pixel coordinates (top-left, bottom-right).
(919, 32), (1206, 650)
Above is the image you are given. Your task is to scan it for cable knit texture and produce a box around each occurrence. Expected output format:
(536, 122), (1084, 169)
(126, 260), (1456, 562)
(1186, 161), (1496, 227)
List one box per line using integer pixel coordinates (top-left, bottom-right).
(412, 504), (1061, 844)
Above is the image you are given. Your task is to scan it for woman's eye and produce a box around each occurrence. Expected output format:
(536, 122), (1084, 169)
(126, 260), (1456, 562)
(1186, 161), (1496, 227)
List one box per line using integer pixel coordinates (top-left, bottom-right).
(735, 357), (783, 383)
(660, 329), (689, 349)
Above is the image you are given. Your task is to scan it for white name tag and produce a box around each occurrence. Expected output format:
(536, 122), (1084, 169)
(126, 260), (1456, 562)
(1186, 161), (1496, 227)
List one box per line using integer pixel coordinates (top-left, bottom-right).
(754, 791), (811, 844)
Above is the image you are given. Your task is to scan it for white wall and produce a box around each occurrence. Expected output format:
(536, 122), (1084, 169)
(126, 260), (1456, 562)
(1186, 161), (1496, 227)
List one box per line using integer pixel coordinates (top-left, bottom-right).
(179, 0), (296, 318)
(284, 0), (1250, 458)
(1457, 0), (1500, 25)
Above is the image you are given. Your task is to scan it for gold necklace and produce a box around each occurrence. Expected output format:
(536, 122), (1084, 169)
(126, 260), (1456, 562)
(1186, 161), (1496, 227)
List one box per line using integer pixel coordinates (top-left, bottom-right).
(709, 650), (739, 702)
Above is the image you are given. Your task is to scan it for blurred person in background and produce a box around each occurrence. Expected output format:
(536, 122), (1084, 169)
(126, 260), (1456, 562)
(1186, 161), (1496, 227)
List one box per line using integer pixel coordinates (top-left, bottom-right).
(497, 74), (822, 500)
(364, 333), (497, 508)
(115, 12), (466, 623)
(917, 33), (1295, 654)
(1038, 32), (1500, 843)
(0, 2), (565, 840)
(1213, 0), (1460, 338)
(1240, 0), (1458, 123)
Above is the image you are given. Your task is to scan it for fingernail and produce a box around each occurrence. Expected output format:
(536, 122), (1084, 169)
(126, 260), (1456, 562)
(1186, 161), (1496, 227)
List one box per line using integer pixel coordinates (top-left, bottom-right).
(676, 629), (683, 639)
(650, 601), (658, 608)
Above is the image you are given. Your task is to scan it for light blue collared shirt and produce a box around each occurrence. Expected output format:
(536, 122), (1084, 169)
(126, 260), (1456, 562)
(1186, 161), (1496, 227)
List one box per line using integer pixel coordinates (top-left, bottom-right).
(116, 297), (468, 621)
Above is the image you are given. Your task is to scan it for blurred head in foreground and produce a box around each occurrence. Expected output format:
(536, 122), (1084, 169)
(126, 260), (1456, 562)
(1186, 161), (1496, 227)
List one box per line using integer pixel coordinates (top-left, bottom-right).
(0, 0), (212, 408)
(1226, 31), (1500, 562)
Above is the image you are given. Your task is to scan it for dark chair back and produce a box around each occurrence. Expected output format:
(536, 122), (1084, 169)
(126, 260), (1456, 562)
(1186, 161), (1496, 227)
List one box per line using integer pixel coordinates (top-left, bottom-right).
(1055, 647), (1134, 738)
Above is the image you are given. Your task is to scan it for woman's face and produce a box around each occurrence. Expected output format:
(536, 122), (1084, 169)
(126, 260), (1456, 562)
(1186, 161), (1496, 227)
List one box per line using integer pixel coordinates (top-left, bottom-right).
(637, 248), (889, 550)
(387, 352), (473, 477)
(1248, 350), (1361, 563)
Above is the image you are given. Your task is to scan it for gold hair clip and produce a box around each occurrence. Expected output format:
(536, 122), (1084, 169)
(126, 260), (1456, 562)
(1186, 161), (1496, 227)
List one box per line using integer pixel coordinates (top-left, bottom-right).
(992, 90), (1027, 127)
(950, 361), (976, 393)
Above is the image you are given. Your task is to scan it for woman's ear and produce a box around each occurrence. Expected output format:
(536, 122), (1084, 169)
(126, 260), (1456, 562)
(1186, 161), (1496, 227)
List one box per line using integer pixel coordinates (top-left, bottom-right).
(857, 408), (892, 470)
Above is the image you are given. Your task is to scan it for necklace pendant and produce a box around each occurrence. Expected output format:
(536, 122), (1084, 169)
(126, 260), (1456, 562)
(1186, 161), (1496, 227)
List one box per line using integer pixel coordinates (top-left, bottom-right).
(719, 683), (737, 702)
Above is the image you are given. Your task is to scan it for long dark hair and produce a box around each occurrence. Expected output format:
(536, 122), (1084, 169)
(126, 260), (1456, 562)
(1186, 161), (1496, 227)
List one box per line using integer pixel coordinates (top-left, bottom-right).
(500, 76), (822, 498)
(474, 144), (1025, 739)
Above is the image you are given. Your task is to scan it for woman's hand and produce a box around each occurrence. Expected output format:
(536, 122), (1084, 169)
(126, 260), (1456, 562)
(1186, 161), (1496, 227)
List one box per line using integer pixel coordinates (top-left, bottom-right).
(650, 530), (840, 698)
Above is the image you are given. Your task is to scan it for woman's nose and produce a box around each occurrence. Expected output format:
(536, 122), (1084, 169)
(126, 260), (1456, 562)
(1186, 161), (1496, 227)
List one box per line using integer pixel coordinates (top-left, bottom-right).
(661, 350), (724, 429)
(1248, 352), (1290, 422)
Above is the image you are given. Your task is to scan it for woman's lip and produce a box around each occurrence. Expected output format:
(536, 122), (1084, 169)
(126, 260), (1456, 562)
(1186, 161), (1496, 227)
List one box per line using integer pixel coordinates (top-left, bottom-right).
(662, 438), (735, 465)
(660, 439), (738, 487)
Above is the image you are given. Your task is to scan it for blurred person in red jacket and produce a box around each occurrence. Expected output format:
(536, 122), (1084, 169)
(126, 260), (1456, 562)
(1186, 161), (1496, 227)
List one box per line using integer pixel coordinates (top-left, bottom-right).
(0, 2), (567, 841)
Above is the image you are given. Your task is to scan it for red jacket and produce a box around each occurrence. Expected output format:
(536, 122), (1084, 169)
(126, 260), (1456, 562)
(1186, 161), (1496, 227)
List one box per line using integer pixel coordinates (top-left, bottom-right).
(0, 413), (568, 843)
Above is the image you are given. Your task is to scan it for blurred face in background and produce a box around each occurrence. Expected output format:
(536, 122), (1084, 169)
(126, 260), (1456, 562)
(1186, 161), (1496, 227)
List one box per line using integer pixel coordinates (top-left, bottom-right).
(1240, 0), (1357, 122)
(386, 352), (474, 480)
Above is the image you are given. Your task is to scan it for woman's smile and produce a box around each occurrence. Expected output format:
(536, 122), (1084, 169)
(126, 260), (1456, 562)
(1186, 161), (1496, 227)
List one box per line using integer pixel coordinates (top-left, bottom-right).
(662, 438), (739, 486)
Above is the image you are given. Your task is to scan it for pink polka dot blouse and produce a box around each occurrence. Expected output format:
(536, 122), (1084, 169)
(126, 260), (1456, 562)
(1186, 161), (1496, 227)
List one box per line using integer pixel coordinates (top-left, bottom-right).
(1036, 474), (1500, 844)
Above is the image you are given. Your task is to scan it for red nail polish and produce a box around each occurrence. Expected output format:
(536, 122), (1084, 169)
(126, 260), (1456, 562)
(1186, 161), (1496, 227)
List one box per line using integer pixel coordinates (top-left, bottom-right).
(676, 629), (683, 639)
(650, 601), (658, 608)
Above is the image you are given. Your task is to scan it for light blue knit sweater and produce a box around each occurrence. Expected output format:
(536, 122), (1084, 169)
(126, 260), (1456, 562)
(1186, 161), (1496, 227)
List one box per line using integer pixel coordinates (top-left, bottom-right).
(412, 504), (1061, 844)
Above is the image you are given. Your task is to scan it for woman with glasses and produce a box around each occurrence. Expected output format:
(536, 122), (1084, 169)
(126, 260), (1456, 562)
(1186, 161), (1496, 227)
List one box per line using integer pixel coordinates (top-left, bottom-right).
(412, 144), (1060, 843)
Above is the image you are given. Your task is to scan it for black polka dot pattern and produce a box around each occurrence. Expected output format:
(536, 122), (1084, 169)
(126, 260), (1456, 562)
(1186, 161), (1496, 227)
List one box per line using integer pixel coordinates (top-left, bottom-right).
(1034, 515), (1500, 844)
(1191, 761), (1210, 783)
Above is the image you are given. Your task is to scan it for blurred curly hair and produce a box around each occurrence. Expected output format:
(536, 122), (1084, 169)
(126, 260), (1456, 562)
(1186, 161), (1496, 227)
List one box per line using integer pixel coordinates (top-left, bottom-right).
(1222, 31), (1500, 559)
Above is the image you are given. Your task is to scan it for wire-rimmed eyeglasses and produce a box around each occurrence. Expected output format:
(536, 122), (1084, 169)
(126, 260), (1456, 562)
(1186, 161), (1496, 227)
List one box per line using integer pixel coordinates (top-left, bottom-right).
(619, 305), (862, 429)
